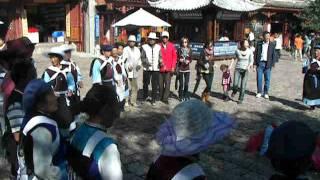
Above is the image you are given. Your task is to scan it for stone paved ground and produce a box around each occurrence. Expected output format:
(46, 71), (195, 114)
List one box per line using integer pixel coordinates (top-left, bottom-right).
(1, 47), (320, 179)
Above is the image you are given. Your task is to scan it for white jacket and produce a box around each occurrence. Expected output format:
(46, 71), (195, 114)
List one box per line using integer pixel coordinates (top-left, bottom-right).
(123, 46), (142, 78)
(141, 44), (162, 71)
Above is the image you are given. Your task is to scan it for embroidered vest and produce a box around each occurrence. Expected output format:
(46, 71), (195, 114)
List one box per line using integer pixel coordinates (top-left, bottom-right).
(43, 66), (69, 93)
(68, 123), (114, 180)
(21, 116), (66, 177)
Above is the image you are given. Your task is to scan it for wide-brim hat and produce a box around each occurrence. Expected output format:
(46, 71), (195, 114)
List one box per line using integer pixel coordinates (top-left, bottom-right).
(60, 44), (75, 52)
(48, 46), (65, 59)
(128, 35), (136, 42)
(267, 121), (316, 160)
(156, 99), (235, 156)
(148, 32), (158, 40)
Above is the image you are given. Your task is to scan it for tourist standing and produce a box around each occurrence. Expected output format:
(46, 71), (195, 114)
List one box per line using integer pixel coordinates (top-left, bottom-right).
(254, 31), (277, 99)
(220, 64), (232, 101)
(304, 33), (312, 57)
(230, 39), (254, 104)
(274, 33), (282, 61)
(89, 45), (114, 88)
(141, 32), (162, 106)
(177, 37), (192, 101)
(294, 34), (304, 61)
(197, 41), (215, 103)
(21, 79), (68, 179)
(159, 31), (177, 104)
(303, 44), (320, 110)
(123, 35), (141, 107)
(67, 85), (123, 180)
(146, 99), (234, 179)
(311, 32), (320, 58)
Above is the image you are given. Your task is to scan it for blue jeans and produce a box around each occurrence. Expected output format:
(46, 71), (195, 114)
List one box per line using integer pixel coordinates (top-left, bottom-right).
(257, 62), (271, 94)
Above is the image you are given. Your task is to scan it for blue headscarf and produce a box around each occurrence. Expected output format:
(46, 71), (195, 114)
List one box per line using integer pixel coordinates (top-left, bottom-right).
(21, 79), (52, 129)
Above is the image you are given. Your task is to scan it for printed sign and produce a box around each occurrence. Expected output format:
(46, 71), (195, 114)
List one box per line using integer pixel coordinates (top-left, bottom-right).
(95, 15), (100, 38)
(214, 41), (238, 56)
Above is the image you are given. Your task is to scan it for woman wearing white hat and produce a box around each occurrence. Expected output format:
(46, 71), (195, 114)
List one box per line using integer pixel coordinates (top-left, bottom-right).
(123, 35), (142, 107)
(141, 32), (162, 105)
(146, 99), (235, 179)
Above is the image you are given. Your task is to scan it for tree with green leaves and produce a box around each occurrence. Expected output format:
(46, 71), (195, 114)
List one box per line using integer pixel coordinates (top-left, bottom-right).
(301, 0), (320, 31)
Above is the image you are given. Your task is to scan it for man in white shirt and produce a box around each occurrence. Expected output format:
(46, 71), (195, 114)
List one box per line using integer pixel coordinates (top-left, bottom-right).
(254, 31), (277, 99)
(123, 35), (141, 107)
(274, 33), (283, 61)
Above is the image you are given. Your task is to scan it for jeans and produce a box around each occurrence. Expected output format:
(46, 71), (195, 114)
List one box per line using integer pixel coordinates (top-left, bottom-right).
(128, 78), (138, 104)
(233, 69), (249, 101)
(178, 72), (190, 98)
(257, 62), (271, 95)
(159, 72), (173, 101)
(143, 71), (159, 102)
(202, 72), (214, 93)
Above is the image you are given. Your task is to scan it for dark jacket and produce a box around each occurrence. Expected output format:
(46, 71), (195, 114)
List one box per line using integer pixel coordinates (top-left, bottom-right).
(177, 47), (192, 72)
(197, 49), (214, 73)
(254, 41), (277, 69)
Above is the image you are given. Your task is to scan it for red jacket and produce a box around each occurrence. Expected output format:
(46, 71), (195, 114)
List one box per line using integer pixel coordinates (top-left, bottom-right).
(160, 42), (177, 72)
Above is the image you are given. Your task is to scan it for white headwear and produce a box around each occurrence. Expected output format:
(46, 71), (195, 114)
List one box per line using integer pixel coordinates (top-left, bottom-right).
(161, 31), (169, 38)
(60, 44), (74, 52)
(128, 35), (137, 42)
(148, 32), (158, 40)
(48, 46), (65, 57)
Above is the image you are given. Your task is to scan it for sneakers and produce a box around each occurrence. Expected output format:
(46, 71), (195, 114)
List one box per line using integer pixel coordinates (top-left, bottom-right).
(256, 93), (269, 99)
(264, 94), (269, 99)
(256, 93), (262, 98)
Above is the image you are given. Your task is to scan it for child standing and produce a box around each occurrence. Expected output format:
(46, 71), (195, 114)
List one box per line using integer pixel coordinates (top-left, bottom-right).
(220, 64), (232, 101)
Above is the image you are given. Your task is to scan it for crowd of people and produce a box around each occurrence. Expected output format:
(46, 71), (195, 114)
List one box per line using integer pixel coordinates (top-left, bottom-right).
(0, 28), (319, 179)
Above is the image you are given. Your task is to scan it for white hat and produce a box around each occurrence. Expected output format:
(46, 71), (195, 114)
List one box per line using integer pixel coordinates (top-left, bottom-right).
(128, 35), (136, 42)
(60, 44), (74, 52)
(156, 99), (235, 156)
(148, 32), (158, 40)
(48, 46), (65, 58)
(161, 31), (169, 38)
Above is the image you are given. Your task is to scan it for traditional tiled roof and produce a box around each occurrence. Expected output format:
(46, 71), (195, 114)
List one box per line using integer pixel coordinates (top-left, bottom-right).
(147, 0), (211, 10)
(253, 0), (308, 9)
(212, 0), (265, 12)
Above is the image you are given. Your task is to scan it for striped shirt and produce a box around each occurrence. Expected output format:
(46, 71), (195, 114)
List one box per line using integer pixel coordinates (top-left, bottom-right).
(6, 90), (24, 133)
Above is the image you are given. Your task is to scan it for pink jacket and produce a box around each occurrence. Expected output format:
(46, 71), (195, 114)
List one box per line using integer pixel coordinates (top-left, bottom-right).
(160, 42), (177, 72)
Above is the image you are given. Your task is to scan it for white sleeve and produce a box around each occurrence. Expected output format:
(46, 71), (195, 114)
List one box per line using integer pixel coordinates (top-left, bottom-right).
(31, 127), (61, 180)
(98, 143), (123, 180)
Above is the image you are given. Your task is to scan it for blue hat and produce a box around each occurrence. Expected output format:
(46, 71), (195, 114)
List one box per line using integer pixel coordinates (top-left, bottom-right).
(23, 79), (52, 116)
(101, 45), (113, 52)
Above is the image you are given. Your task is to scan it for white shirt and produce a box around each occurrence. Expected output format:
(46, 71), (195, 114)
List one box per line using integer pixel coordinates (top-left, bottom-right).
(249, 32), (255, 42)
(275, 35), (283, 50)
(261, 41), (269, 61)
(123, 46), (141, 79)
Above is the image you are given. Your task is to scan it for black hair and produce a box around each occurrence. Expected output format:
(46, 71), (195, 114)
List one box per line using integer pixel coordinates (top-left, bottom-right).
(79, 85), (120, 120)
(220, 64), (229, 71)
(49, 53), (63, 61)
(270, 157), (312, 179)
(204, 40), (213, 49)
(10, 61), (36, 84)
(263, 31), (270, 37)
(239, 39), (248, 51)
(115, 42), (125, 49)
(180, 37), (190, 48)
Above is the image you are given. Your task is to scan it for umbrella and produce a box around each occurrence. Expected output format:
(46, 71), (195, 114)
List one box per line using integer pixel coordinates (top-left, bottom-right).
(148, 0), (211, 10)
(112, 8), (171, 27)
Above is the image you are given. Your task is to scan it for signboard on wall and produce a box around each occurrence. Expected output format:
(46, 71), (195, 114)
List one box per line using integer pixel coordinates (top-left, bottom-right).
(66, 4), (71, 37)
(95, 15), (99, 38)
(216, 11), (242, 20)
(172, 11), (203, 20)
(213, 41), (238, 56)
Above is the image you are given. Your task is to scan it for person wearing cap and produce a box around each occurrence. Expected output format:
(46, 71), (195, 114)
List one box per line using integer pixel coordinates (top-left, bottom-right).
(2, 61), (36, 179)
(67, 85), (122, 180)
(141, 32), (162, 105)
(113, 44), (129, 111)
(60, 44), (83, 104)
(159, 31), (177, 104)
(267, 121), (316, 180)
(123, 35), (141, 107)
(20, 79), (68, 179)
(303, 44), (320, 110)
(146, 99), (235, 179)
(89, 45), (114, 88)
(42, 46), (76, 107)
